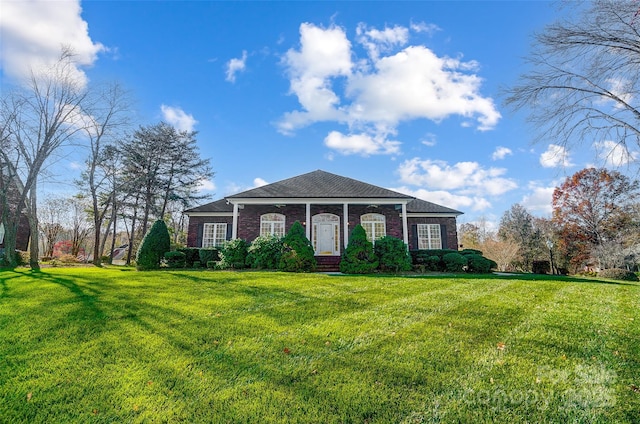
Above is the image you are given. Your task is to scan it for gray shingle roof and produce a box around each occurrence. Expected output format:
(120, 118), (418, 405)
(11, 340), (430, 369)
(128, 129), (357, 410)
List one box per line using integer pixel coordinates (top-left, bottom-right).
(185, 170), (463, 215)
(227, 170), (414, 199)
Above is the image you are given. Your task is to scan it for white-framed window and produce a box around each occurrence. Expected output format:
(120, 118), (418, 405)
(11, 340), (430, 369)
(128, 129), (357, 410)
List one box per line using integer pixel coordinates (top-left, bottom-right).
(202, 223), (227, 247)
(360, 213), (386, 243)
(260, 213), (285, 237)
(417, 224), (442, 249)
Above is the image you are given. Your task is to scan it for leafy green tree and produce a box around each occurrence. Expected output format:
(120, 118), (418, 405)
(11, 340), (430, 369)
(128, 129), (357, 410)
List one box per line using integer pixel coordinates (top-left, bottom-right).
(279, 221), (316, 272)
(136, 220), (170, 270)
(340, 224), (378, 274)
(498, 204), (542, 272)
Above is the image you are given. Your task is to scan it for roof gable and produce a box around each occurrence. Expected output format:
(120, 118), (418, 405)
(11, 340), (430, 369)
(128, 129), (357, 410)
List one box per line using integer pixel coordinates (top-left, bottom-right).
(227, 170), (413, 200)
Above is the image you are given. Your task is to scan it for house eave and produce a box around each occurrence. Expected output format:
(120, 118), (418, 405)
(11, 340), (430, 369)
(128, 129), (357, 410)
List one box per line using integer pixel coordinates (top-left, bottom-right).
(184, 211), (234, 217)
(405, 213), (464, 218)
(226, 197), (412, 205)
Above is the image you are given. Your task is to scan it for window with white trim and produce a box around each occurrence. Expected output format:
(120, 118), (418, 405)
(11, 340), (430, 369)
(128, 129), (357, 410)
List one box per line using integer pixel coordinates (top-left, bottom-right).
(202, 223), (227, 247)
(417, 224), (442, 249)
(260, 213), (285, 237)
(360, 213), (386, 243)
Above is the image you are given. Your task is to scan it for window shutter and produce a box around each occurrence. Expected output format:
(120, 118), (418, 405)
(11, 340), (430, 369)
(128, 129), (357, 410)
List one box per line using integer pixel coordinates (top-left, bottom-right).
(440, 224), (447, 249)
(196, 223), (204, 247)
(411, 224), (418, 250)
(226, 223), (232, 240)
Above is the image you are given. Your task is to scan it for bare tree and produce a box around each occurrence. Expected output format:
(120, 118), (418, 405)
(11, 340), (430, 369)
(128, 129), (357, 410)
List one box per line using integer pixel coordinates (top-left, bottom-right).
(0, 48), (89, 268)
(505, 1), (640, 167)
(39, 196), (69, 258)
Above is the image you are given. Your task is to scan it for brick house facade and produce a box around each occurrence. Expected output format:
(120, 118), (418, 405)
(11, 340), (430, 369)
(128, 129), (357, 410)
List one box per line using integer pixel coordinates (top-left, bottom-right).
(185, 170), (462, 259)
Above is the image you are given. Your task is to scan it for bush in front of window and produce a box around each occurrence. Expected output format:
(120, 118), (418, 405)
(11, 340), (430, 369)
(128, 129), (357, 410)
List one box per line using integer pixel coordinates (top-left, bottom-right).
(198, 248), (220, 265)
(177, 247), (200, 267)
(443, 252), (468, 273)
(279, 221), (316, 272)
(164, 251), (186, 269)
(218, 239), (248, 269)
(374, 236), (412, 273)
(136, 220), (171, 271)
(246, 235), (283, 269)
(340, 224), (378, 274)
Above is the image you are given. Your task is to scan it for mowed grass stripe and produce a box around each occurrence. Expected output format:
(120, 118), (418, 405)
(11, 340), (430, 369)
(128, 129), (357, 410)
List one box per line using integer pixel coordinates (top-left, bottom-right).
(0, 268), (638, 423)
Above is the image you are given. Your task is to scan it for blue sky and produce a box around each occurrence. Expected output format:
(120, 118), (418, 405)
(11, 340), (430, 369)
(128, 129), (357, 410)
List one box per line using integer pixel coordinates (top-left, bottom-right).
(3, 1), (627, 227)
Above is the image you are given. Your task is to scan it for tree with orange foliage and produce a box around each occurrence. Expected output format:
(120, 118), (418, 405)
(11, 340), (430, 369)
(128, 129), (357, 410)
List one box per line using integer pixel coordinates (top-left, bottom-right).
(552, 168), (639, 271)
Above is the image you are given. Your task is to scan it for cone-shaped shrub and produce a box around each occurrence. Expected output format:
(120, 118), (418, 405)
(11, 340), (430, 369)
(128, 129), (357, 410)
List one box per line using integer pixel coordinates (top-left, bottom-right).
(340, 224), (378, 274)
(279, 221), (316, 272)
(136, 220), (171, 270)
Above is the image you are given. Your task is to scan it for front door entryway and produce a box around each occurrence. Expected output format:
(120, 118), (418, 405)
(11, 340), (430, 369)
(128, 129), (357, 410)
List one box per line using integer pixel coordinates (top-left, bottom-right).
(312, 213), (340, 256)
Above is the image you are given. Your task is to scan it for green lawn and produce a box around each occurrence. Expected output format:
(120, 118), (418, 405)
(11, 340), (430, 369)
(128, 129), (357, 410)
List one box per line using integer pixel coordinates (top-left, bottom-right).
(1, 268), (638, 423)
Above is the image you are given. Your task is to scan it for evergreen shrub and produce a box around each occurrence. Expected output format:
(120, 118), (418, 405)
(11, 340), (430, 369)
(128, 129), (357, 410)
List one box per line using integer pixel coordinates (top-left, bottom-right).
(136, 220), (171, 271)
(443, 252), (467, 272)
(164, 251), (186, 268)
(340, 224), (378, 274)
(177, 248), (200, 267)
(598, 268), (639, 281)
(198, 248), (219, 265)
(246, 235), (283, 269)
(279, 221), (316, 272)
(218, 239), (248, 269)
(374, 236), (411, 273)
(466, 254), (495, 273)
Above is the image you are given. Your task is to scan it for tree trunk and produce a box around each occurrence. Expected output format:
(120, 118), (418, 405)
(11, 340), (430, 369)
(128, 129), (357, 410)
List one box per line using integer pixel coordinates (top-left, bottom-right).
(27, 187), (40, 270)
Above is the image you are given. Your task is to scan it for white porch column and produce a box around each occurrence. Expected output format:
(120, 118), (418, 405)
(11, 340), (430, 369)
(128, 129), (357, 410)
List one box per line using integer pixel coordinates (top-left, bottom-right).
(232, 203), (239, 239)
(401, 202), (409, 247)
(305, 203), (311, 240)
(343, 203), (349, 247)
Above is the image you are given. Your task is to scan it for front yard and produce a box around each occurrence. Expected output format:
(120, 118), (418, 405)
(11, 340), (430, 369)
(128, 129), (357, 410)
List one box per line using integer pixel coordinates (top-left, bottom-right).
(0, 268), (638, 423)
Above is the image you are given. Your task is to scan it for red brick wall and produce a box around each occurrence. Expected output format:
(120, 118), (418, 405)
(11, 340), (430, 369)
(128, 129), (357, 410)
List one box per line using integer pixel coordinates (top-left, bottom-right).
(407, 217), (459, 250)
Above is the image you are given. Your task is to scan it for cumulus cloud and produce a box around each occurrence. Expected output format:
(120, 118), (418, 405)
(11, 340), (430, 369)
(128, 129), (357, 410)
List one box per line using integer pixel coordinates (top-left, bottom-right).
(392, 186), (491, 212)
(492, 146), (512, 160)
(520, 183), (555, 215)
(196, 179), (216, 192)
(161, 105), (197, 132)
(397, 158), (517, 196)
(540, 144), (573, 168)
(324, 131), (400, 156)
(0, 0), (105, 86)
(594, 140), (638, 167)
(278, 22), (500, 156)
(253, 177), (268, 187)
(225, 50), (248, 83)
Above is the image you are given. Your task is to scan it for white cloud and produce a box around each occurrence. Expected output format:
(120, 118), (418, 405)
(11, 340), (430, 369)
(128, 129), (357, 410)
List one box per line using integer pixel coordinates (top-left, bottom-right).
(410, 21), (440, 35)
(225, 50), (248, 83)
(0, 0), (105, 86)
(492, 146), (512, 160)
(594, 140), (638, 167)
(196, 179), (216, 192)
(69, 161), (83, 170)
(397, 158), (517, 196)
(278, 22), (500, 155)
(421, 133), (437, 147)
(253, 177), (268, 187)
(540, 144), (573, 168)
(161, 105), (197, 132)
(520, 183), (555, 215)
(392, 186), (491, 212)
(324, 131), (400, 156)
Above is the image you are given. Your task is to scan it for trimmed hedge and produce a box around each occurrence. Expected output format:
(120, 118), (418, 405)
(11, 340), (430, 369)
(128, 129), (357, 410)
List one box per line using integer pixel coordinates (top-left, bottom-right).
(177, 248), (200, 267)
(164, 251), (186, 269)
(598, 268), (639, 282)
(466, 254), (495, 274)
(198, 248), (219, 265)
(443, 252), (467, 272)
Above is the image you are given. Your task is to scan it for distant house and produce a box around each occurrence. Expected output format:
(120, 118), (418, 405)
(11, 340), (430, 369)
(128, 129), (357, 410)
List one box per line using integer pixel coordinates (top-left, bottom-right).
(185, 170), (462, 268)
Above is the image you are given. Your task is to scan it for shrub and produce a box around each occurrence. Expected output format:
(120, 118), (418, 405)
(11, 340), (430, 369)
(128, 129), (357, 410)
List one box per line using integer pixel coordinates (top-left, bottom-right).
(164, 251), (186, 269)
(177, 248), (200, 267)
(279, 221), (316, 272)
(340, 224), (378, 274)
(218, 239), (248, 269)
(443, 252), (467, 272)
(136, 220), (171, 271)
(425, 255), (443, 272)
(246, 235), (283, 269)
(374, 236), (411, 273)
(16, 250), (29, 266)
(206, 261), (216, 269)
(532, 260), (551, 274)
(192, 261), (201, 269)
(198, 248), (219, 264)
(58, 254), (79, 264)
(466, 254), (495, 273)
(459, 248), (484, 256)
(598, 268), (639, 282)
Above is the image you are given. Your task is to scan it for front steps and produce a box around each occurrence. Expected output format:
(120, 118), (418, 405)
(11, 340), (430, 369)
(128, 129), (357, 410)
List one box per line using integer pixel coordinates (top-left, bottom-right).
(315, 256), (341, 272)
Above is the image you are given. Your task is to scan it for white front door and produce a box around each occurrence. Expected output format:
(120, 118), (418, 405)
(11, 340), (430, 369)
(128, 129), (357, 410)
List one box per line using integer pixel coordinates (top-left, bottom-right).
(316, 223), (336, 255)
